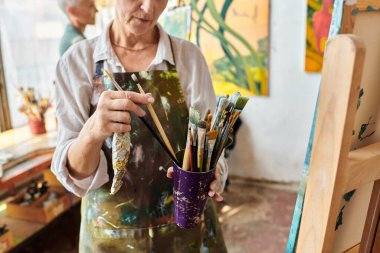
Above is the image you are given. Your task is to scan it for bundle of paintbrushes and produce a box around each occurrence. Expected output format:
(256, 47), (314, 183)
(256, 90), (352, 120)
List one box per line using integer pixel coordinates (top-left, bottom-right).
(17, 86), (51, 121)
(181, 92), (249, 172)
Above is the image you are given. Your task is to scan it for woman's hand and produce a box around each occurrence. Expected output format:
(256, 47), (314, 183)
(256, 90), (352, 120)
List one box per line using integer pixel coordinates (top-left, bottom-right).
(67, 90), (154, 180)
(86, 90), (154, 143)
(166, 166), (224, 202)
(208, 166), (224, 202)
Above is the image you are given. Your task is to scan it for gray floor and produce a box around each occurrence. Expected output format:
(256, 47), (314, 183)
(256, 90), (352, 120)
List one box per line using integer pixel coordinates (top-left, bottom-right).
(217, 177), (297, 253)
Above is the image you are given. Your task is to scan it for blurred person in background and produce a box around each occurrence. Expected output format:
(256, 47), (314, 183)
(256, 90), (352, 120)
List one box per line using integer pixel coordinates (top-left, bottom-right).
(58, 0), (98, 55)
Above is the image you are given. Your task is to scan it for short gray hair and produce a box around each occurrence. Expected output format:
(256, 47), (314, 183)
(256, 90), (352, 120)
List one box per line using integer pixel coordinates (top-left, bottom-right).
(57, 0), (82, 14)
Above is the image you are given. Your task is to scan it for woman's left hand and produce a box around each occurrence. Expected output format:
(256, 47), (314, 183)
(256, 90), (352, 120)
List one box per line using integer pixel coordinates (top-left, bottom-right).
(166, 166), (224, 202)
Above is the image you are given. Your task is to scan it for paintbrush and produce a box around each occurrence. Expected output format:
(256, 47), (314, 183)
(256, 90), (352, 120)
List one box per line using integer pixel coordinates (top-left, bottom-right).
(189, 107), (200, 171)
(104, 69), (179, 164)
(206, 114), (212, 132)
(139, 116), (179, 164)
(210, 96), (249, 169)
(210, 97), (229, 131)
(210, 124), (223, 170)
(197, 120), (206, 172)
(202, 134), (209, 172)
(230, 97), (249, 126)
(213, 123), (232, 169)
(182, 127), (191, 170)
(103, 69), (123, 90)
(189, 130), (194, 171)
(228, 92), (241, 106)
(131, 74), (177, 162)
(220, 102), (234, 127)
(206, 130), (218, 171)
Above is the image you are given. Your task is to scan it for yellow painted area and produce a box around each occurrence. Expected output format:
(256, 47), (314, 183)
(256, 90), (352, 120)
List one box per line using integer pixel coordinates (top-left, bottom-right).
(214, 81), (254, 96)
(305, 49), (323, 72)
(247, 67), (268, 95)
(308, 0), (322, 11)
(320, 37), (328, 53)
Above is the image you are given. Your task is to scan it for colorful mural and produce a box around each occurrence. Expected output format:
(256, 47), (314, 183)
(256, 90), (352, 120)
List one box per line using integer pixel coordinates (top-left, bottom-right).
(185, 0), (269, 96)
(305, 0), (334, 72)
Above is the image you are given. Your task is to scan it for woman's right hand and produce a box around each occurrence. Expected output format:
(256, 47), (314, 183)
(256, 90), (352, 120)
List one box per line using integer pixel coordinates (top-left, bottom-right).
(85, 90), (154, 143)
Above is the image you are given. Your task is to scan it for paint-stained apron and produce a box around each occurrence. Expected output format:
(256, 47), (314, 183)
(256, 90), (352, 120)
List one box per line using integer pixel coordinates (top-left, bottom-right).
(80, 37), (227, 253)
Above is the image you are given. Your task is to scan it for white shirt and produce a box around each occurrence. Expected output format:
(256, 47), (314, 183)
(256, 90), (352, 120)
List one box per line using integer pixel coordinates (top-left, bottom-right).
(52, 22), (228, 197)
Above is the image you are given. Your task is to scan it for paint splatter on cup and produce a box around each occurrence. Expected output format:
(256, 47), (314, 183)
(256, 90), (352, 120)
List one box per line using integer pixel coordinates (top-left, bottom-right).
(172, 162), (215, 229)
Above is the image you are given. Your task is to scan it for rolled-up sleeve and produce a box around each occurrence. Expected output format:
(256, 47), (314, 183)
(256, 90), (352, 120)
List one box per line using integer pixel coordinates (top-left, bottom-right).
(51, 57), (109, 197)
(180, 43), (229, 194)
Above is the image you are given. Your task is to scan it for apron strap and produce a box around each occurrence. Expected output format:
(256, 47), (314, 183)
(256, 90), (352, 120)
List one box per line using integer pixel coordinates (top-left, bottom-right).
(167, 35), (177, 71)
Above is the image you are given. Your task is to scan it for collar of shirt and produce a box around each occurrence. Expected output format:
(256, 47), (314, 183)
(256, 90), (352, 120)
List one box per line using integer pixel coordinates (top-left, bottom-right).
(93, 21), (175, 70)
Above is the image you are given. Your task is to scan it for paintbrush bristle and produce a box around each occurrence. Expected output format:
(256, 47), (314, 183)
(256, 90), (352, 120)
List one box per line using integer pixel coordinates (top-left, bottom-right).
(208, 130), (218, 139)
(197, 120), (206, 129)
(131, 73), (139, 83)
(189, 107), (200, 125)
(235, 97), (249, 111)
(229, 91), (241, 106)
(225, 102), (234, 111)
(217, 98), (229, 115)
(216, 96), (226, 108)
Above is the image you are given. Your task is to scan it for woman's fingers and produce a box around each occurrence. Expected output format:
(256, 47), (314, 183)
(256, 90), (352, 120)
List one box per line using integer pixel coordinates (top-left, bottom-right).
(108, 110), (131, 124)
(106, 90), (154, 104)
(209, 180), (217, 191)
(108, 99), (145, 116)
(124, 91), (155, 105)
(106, 92), (154, 117)
(108, 122), (131, 133)
(108, 98), (146, 117)
(208, 190), (223, 202)
(209, 166), (223, 201)
(214, 167), (221, 179)
(213, 193), (224, 202)
(166, 167), (174, 178)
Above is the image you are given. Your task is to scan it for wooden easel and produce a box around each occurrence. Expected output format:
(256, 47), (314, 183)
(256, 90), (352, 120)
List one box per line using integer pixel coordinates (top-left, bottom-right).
(296, 1), (380, 252)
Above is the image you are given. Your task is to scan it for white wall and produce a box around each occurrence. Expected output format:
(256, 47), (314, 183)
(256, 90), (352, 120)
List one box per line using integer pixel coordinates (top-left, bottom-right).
(228, 0), (321, 182)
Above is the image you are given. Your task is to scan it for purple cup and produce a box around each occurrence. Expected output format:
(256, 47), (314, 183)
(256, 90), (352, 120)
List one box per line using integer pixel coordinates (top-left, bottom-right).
(172, 162), (215, 229)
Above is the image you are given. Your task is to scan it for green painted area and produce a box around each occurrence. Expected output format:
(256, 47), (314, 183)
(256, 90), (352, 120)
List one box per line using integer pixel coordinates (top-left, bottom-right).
(187, 0), (268, 95)
(358, 116), (376, 141)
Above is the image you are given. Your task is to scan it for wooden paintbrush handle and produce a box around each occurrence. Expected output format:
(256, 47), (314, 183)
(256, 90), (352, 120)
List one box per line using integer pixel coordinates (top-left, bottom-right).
(146, 103), (177, 159)
(182, 147), (190, 171)
(136, 83), (177, 161)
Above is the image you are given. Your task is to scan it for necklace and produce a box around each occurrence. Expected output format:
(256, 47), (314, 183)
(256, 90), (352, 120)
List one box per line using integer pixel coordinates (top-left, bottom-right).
(111, 41), (157, 51)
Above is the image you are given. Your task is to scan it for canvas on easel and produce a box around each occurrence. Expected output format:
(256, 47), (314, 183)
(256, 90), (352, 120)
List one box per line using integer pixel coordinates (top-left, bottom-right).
(287, 0), (380, 252)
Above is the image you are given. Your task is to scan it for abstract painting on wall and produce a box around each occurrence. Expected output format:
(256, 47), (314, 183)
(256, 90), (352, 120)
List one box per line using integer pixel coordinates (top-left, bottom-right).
(159, 6), (192, 41)
(305, 0), (334, 72)
(185, 0), (269, 96)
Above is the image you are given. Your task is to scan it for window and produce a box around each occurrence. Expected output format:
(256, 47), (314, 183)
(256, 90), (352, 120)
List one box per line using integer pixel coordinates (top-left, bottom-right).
(0, 0), (67, 127)
(0, 44), (11, 132)
(0, 0), (113, 128)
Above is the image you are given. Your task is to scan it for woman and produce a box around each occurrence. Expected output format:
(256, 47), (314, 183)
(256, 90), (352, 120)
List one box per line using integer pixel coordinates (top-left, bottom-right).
(52, 1), (228, 252)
